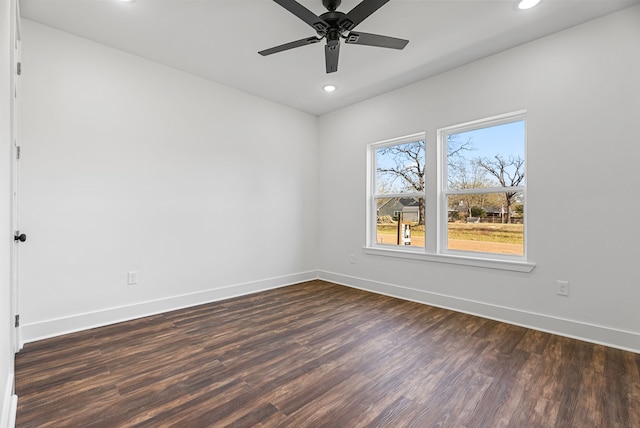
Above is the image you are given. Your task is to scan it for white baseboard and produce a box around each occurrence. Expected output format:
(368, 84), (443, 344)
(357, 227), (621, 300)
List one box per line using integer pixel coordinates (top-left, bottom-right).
(1, 374), (17, 428)
(20, 269), (640, 354)
(21, 270), (319, 344)
(319, 270), (640, 354)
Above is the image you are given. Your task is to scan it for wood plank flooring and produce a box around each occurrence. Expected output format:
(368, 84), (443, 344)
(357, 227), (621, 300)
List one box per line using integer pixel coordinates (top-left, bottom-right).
(15, 280), (640, 427)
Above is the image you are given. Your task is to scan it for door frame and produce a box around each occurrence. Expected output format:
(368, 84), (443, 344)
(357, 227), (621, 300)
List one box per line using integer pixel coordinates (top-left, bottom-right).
(10, 0), (22, 353)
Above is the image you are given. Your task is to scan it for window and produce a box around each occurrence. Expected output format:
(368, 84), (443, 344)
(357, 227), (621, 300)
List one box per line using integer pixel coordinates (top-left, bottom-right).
(440, 112), (526, 259)
(368, 133), (425, 249)
(366, 112), (532, 272)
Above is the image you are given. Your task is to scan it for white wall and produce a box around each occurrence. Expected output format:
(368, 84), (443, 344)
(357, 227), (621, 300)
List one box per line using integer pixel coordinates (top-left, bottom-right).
(1, 1), (17, 426)
(15, 7), (640, 354)
(317, 6), (640, 352)
(18, 20), (319, 341)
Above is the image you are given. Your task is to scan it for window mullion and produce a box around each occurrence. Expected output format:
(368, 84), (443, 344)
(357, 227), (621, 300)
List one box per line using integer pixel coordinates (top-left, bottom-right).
(444, 186), (525, 196)
(374, 192), (424, 199)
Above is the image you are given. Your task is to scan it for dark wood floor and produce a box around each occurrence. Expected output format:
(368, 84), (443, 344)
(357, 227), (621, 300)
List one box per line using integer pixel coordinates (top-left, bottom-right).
(15, 280), (640, 427)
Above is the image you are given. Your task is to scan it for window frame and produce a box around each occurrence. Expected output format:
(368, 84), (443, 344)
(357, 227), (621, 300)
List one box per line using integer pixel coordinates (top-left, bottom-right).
(437, 111), (528, 262)
(365, 112), (534, 272)
(366, 132), (426, 251)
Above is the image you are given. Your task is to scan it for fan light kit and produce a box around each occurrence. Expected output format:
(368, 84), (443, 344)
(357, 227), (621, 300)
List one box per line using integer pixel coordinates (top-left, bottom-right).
(259, 0), (409, 74)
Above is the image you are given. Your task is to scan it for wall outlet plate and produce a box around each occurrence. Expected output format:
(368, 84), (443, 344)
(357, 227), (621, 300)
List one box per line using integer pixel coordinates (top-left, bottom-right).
(556, 280), (569, 296)
(128, 271), (139, 285)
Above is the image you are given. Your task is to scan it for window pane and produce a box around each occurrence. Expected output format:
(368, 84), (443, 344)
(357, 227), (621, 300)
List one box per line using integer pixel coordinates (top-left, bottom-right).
(376, 140), (425, 194)
(447, 193), (524, 255)
(376, 197), (424, 247)
(447, 120), (525, 190)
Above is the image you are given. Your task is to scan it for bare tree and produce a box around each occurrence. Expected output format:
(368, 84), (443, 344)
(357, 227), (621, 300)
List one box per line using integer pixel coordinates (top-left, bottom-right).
(475, 155), (525, 223)
(446, 135), (485, 219)
(376, 141), (425, 224)
(448, 158), (489, 218)
(447, 136), (474, 167)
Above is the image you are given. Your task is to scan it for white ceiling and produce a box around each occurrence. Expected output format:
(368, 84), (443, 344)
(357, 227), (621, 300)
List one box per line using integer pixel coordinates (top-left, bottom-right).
(19, 0), (640, 116)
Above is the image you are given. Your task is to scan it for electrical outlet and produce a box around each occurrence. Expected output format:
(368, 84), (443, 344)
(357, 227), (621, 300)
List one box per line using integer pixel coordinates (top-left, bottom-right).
(556, 280), (569, 296)
(350, 254), (356, 264)
(128, 271), (139, 285)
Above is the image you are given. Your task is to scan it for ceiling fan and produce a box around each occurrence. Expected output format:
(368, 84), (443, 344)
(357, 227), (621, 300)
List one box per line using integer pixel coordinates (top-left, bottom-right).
(259, 0), (409, 74)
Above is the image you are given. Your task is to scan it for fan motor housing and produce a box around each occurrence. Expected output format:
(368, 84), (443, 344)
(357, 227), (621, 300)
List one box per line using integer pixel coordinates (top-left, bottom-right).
(319, 11), (348, 33)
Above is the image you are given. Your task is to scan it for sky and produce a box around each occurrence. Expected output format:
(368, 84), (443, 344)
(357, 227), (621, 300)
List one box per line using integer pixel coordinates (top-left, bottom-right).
(375, 119), (525, 194)
(451, 120), (525, 160)
(447, 119), (526, 188)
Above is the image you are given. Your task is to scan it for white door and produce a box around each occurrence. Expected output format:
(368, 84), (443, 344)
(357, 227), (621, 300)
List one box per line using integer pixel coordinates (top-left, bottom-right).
(10, 4), (22, 352)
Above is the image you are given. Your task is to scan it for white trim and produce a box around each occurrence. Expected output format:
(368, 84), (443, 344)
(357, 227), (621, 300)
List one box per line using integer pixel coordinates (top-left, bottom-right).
(20, 271), (318, 344)
(373, 191), (424, 199)
(370, 132), (426, 150)
(6, 397), (16, 428)
(1, 375), (17, 428)
(318, 270), (640, 354)
(444, 186), (525, 196)
(17, 270), (640, 355)
(13, 328), (21, 354)
(363, 246), (535, 272)
(10, 0), (22, 354)
(438, 110), (528, 135)
(14, 0), (20, 42)
(437, 110), (528, 262)
(367, 132), (426, 249)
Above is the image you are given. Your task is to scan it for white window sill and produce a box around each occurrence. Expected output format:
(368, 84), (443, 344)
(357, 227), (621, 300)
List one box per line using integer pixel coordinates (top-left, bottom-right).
(362, 246), (535, 272)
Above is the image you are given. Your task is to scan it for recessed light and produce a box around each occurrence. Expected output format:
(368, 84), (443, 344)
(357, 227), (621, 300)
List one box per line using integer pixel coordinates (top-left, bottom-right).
(323, 84), (337, 93)
(518, 0), (540, 10)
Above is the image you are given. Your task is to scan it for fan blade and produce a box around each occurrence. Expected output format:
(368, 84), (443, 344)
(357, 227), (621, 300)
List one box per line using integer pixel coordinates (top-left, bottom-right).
(325, 43), (340, 73)
(339, 0), (390, 31)
(259, 36), (322, 56)
(345, 32), (408, 50)
(272, 0), (329, 33)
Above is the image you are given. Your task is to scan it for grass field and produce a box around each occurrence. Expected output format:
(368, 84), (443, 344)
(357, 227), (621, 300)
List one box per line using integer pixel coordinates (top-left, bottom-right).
(447, 223), (523, 245)
(376, 222), (524, 255)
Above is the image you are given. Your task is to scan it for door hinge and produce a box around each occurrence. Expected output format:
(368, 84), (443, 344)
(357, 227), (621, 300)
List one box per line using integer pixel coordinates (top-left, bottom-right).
(16, 146), (21, 160)
(17, 62), (21, 76)
(15, 315), (20, 328)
